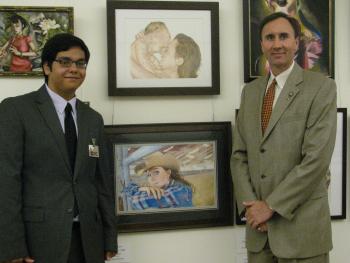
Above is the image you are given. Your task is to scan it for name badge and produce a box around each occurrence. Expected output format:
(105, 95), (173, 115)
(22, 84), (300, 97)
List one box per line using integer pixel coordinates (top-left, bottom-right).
(88, 138), (99, 158)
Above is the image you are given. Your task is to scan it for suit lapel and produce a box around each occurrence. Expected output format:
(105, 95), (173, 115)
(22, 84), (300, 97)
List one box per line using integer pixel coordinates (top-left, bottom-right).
(35, 85), (71, 172)
(74, 100), (89, 179)
(261, 64), (303, 143)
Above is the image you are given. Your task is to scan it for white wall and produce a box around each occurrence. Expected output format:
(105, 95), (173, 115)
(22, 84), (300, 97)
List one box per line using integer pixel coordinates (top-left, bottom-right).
(1, 0), (349, 262)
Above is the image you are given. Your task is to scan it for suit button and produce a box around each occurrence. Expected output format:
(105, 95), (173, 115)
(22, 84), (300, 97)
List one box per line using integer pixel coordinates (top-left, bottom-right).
(261, 174), (266, 179)
(73, 180), (77, 185)
(67, 208), (73, 213)
(260, 148), (265, 153)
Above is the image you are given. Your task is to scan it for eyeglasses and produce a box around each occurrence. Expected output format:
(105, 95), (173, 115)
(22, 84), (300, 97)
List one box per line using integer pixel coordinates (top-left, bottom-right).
(54, 57), (87, 69)
(145, 170), (161, 177)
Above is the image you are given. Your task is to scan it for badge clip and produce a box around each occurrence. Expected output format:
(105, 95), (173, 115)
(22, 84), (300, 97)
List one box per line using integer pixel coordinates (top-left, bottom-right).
(88, 138), (99, 158)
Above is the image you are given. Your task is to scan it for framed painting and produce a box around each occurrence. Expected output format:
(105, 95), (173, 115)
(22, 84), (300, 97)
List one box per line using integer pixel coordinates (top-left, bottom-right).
(329, 108), (347, 219)
(243, 0), (334, 82)
(105, 122), (233, 232)
(0, 6), (74, 77)
(235, 108), (347, 225)
(106, 0), (220, 96)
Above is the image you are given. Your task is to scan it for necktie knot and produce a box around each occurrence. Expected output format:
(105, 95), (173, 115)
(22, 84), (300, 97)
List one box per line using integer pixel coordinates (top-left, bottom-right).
(270, 79), (277, 88)
(65, 103), (73, 115)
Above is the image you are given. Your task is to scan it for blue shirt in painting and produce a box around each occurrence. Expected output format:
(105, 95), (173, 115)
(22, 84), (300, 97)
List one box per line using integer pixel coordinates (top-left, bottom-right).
(123, 179), (193, 210)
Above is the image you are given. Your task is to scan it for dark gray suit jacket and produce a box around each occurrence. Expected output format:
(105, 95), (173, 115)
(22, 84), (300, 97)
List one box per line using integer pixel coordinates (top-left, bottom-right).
(232, 64), (336, 258)
(0, 86), (117, 263)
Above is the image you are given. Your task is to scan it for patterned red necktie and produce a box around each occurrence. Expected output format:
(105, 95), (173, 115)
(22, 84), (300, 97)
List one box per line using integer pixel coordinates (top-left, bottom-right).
(261, 79), (276, 134)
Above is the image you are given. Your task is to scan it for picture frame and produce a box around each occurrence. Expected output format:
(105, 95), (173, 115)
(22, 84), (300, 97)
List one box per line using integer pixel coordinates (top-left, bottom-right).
(235, 108), (347, 225)
(243, 0), (334, 82)
(106, 0), (220, 96)
(0, 6), (74, 77)
(104, 122), (233, 232)
(329, 108), (347, 219)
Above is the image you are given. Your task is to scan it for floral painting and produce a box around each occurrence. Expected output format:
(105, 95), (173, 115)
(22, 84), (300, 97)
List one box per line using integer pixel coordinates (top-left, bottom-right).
(0, 6), (73, 77)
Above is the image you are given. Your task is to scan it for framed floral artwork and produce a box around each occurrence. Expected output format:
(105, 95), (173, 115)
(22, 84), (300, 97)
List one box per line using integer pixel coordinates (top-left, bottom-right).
(0, 6), (73, 77)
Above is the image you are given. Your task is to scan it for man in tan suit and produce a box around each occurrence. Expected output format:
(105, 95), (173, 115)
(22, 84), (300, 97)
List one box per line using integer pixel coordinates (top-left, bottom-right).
(232, 12), (336, 263)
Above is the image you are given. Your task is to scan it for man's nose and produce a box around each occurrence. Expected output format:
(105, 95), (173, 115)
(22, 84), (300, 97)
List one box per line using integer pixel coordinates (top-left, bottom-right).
(68, 62), (78, 71)
(272, 38), (283, 48)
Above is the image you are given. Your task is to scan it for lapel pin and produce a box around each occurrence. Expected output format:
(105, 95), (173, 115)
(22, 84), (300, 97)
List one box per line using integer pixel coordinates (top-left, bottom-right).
(287, 92), (294, 100)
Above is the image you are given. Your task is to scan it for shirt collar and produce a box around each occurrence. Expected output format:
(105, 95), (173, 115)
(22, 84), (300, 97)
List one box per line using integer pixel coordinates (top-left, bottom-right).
(45, 84), (77, 115)
(268, 61), (295, 90)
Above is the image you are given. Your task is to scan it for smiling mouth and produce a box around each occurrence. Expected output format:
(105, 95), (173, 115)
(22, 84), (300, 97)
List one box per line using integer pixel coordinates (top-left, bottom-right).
(65, 76), (80, 80)
(271, 53), (285, 57)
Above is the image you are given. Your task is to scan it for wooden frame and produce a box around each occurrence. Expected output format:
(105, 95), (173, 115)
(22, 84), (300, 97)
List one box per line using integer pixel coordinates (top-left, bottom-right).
(105, 122), (233, 232)
(106, 0), (220, 96)
(329, 108), (347, 219)
(235, 108), (347, 224)
(243, 0), (334, 82)
(0, 6), (74, 77)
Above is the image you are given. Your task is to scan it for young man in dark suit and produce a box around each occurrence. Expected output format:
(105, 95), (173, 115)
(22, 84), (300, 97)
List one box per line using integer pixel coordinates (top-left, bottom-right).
(0, 33), (117, 263)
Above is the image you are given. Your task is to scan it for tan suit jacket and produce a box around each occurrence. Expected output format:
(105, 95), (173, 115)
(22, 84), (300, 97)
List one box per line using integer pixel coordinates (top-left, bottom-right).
(232, 64), (336, 258)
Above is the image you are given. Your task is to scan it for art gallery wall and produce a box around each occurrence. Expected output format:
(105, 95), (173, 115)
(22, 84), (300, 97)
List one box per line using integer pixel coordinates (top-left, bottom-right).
(0, 0), (349, 262)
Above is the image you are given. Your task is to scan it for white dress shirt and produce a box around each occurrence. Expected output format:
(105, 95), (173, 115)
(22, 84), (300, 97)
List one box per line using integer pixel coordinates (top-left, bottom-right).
(45, 84), (78, 135)
(266, 61), (295, 108)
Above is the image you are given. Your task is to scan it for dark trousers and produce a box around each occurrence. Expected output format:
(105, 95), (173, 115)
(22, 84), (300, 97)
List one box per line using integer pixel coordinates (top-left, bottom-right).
(67, 222), (86, 263)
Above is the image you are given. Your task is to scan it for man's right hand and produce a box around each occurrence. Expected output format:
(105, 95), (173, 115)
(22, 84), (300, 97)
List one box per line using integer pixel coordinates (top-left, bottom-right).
(243, 200), (274, 229)
(257, 223), (268, 232)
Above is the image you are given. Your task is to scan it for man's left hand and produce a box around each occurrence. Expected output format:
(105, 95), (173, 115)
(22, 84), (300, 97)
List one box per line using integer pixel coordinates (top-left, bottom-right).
(105, 251), (117, 261)
(243, 200), (274, 229)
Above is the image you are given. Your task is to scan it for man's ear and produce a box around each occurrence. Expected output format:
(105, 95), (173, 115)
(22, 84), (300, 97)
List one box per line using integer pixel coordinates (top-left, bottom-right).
(175, 57), (184, 66)
(43, 62), (51, 75)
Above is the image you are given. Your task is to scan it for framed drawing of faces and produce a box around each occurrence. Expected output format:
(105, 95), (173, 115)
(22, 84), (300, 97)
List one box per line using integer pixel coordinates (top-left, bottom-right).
(106, 0), (220, 96)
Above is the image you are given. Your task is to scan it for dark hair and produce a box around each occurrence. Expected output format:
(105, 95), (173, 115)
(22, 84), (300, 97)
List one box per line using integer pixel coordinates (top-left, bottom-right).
(9, 14), (28, 29)
(259, 12), (301, 40)
(169, 169), (193, 189)
(41, 33), (90, 83)
(174, 33), (201, 78)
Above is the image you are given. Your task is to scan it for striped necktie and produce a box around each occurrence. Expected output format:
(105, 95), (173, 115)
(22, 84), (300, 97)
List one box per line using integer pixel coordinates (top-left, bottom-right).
(261, 79), (276, 134)
(64, 103), (77, 172)
(64, 103), (79, 217)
